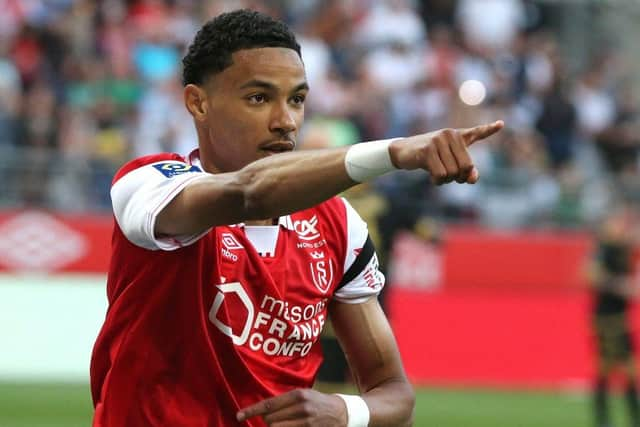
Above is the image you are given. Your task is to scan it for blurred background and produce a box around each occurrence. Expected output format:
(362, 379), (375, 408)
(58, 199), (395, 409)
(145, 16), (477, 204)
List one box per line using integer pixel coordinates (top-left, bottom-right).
(2, 0), (640, 426)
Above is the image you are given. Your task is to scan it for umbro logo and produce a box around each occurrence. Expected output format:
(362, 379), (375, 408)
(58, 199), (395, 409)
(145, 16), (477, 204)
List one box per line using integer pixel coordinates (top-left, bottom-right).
(221, 233), (243, 250)
(221, 233), (243, 262)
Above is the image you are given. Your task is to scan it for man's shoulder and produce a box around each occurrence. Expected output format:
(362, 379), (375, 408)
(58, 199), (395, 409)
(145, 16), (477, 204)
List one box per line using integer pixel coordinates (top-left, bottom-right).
(112, 153), (187, 185)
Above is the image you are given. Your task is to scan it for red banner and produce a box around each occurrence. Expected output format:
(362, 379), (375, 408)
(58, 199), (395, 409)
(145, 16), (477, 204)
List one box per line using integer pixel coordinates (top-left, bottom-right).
(390, 229), (594, 294)
(0, 211), (112, 273)
(443, 227), (594, 293)
(387, 230), (639, 389)
(389, 289), (602, 389)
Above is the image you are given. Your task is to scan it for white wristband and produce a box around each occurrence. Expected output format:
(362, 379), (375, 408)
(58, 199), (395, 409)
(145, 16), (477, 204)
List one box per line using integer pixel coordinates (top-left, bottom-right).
(344, 139), (398, 182)
(335, 394), (370, 427)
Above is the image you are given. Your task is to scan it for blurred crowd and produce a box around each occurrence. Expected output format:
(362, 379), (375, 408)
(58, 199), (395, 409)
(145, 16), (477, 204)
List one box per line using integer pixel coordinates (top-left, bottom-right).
(1, 0), (640, 235)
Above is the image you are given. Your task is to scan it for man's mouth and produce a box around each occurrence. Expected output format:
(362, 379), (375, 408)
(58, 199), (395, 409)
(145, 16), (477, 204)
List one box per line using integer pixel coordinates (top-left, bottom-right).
(260, 141), (295, 154)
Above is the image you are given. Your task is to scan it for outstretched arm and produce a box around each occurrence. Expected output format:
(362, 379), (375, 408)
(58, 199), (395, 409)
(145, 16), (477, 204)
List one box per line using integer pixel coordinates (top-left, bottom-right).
(156, 121), (504, 236)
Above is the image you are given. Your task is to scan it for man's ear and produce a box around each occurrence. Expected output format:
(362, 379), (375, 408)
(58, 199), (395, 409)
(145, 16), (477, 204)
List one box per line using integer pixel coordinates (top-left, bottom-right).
(184, 84), (208, 122)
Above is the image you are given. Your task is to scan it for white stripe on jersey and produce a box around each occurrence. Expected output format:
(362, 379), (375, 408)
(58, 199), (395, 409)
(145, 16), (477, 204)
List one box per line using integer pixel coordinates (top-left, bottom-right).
(111, 160), (210, 250)
(335, 198), (385, 304)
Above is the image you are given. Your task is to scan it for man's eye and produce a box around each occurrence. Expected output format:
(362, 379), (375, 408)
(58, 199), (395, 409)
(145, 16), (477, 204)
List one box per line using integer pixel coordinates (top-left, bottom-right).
(248, 94), (267, 104)
(292, 94), (306, 105)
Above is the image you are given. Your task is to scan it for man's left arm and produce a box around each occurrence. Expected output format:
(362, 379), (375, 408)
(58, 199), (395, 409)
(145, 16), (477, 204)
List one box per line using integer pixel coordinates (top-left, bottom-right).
(236, 297), (414, 426)
(329, 297), (415, 426)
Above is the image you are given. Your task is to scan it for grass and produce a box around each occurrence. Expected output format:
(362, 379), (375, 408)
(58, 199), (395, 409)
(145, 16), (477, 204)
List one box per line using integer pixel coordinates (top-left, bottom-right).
(0, 382), (632, 426)
(412, 387), (594, 427)
(0, 382), (92, 427)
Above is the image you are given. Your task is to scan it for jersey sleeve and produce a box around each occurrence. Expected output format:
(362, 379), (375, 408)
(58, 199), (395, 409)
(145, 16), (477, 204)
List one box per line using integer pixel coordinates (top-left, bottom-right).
(110, 157), (211, 250)
(333, 197), (386, 304)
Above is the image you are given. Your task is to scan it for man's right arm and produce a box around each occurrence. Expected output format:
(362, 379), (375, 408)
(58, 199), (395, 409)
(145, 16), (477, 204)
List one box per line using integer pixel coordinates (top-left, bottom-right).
(155, 146), (355, 236)
(155, 121), (504, 238)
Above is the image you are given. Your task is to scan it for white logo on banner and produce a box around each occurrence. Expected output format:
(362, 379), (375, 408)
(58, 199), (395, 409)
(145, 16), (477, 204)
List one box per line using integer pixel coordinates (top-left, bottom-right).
(0, 211), (87, 271)
(390, 232), (442, 290)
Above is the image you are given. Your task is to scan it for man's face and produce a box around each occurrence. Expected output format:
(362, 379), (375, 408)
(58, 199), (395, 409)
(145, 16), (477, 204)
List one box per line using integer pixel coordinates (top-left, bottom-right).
(195, 47), (308, 173)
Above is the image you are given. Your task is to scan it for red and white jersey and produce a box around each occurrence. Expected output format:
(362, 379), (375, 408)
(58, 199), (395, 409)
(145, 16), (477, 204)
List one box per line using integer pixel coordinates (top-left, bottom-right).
(90, 151), (385, 427)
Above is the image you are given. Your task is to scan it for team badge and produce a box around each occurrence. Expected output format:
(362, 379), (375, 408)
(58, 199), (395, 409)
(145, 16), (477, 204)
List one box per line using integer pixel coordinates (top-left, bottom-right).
(152, 162), (202, 177)
(310, 251), (334, 294)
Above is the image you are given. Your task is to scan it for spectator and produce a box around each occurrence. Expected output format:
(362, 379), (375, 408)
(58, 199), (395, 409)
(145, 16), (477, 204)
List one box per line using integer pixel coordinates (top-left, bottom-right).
(536, 77), (577, 169)
(0, 0), (637, 237)
(594, 84), (640, 175)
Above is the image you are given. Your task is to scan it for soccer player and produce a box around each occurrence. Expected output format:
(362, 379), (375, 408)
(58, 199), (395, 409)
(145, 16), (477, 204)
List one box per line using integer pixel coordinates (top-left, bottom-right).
(90, 9), (503, 427)
(590, 203), (640, 427)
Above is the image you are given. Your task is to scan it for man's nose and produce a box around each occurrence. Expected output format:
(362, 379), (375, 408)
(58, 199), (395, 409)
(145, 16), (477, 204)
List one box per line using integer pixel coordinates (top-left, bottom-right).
(269, 103), (297, 135)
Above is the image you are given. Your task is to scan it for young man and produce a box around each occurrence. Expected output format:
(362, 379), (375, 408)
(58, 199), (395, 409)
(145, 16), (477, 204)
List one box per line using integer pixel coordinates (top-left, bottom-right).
(90, 9), (503, 427)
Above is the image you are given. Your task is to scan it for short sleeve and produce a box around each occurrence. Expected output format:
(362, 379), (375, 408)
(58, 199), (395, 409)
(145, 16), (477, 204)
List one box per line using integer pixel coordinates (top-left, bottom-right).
(111, 160), (211, 250)
(333, 198), (385, 304)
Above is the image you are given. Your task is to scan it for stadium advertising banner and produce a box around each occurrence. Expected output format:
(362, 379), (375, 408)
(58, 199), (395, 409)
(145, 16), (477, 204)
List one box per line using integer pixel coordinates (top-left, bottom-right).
(3, 210), (640, 389)
(388, 231), (640, 389)
(0, 211), (111, 273)
(0, 210), (597, 286)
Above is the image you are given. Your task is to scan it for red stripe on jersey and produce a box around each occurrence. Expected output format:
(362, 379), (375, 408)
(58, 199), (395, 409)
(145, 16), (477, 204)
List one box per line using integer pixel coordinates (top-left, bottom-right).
(112, 153), (185, 185)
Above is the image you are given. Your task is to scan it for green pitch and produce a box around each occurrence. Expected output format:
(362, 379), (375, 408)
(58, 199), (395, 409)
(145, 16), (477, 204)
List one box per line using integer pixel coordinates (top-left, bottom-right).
(0, 382), (629, 426)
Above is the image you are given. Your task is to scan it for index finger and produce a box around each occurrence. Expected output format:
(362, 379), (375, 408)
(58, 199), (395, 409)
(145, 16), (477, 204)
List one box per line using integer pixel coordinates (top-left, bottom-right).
(461, 120), (504, 146)
(236, 390), (301, 422)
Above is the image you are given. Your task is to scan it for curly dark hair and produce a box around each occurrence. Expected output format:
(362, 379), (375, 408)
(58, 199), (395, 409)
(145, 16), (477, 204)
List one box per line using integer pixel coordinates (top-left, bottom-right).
(182, 9), (301, 86)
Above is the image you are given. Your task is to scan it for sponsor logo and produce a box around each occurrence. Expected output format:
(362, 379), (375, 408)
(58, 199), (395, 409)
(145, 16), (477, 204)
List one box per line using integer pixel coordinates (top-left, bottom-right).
(209, 282), (254, 345)
(209, 282), (328, 358)
(152, 162), (201, 178)
(293, 215), (320, 241)
(296, 240), (326, 249)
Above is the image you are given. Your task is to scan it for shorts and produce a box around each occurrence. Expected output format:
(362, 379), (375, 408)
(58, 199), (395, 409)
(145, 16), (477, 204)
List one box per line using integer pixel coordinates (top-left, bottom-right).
(594, 312), (633, 363)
